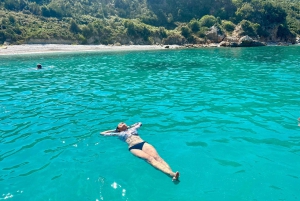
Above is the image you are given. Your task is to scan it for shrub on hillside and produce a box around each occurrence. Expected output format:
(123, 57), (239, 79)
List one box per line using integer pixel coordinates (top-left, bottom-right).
(199, 15), (217, 28)
(221, 20), (235, 32)
(70, 20), (81, 34)
(235, 3), (255, 22)
(163, 33), (185, 45)
(277, 24), (296, 41)
(124, 20), (151, 41)
(82, 25), (94, 38)
(0, 31), (6, 43)
(198, 26), (209, 38)
(181, 26), (191, 38)
(8, 15), (16, 24)
(77, 34), (87, 44)
(261, 2), (287, 25)
(188, 19), (200, 32)
(140, 13), (159, 26)
(158, 27), (167, 38)
(239, 20), (259, 37)
(286, 16), (300, 35)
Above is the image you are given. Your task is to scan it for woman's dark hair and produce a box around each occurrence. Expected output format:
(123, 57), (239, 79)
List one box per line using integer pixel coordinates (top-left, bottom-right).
(115, 127), (120, 132)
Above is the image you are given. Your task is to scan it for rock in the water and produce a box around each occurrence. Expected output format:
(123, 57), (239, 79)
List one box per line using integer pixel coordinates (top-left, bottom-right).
(219, 35), (266, 47)
(219, 41), (229, 47)
(231, 42), (239, 47)
(238, 35), (253, 46)
(238, 35), (265, 47)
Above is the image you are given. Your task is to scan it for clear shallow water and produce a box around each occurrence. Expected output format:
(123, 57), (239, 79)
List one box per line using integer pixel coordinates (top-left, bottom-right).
(0, 46), (300, 201)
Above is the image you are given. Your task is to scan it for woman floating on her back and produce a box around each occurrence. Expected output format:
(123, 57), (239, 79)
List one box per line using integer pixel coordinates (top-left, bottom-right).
(101, 122), (180, 181)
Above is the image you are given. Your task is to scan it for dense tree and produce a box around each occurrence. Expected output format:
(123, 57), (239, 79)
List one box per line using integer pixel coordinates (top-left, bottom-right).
(188, 19), (200, 32)
(261, 2), (287, 25)
(8, 15), (15, 24)
(181, 26), (191, 38)
(235, 3), (255, 22)
(239, 20), (259, 37)
(70, 20), (81, 33)
(199, 15), (217, 27)
(221, 20), (235, 32)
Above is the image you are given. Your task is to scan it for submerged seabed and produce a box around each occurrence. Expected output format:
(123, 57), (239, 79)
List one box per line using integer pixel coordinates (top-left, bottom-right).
(0, 46), (300, 201)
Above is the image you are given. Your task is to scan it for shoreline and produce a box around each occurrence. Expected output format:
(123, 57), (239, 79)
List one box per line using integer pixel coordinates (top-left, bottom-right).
(0, 43), (299, 56)
(0, 44), (182, 56)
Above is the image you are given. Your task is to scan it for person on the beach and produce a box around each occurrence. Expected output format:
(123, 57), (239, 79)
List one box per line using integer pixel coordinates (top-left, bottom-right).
(37, 64), (42, 69)
(101, 122), (180, 181)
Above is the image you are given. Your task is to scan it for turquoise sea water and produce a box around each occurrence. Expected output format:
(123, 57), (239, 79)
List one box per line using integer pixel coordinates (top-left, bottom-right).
(1, 46), (300, 201)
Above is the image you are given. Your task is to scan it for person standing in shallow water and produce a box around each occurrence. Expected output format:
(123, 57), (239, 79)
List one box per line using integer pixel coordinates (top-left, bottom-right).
(101, 122), (180, 181)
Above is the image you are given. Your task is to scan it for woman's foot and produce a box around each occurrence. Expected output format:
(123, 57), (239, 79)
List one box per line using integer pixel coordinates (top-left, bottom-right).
(172, 171), (180, 181)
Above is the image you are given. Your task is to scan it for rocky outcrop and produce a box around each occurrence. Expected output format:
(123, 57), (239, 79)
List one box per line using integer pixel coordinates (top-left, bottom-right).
(239, 35), (259, 47)
(242, 36), (265, 46)
(220, 35), (266, 47)
(223, 36), (239, 43)
(232, 24), (296, 44)
(219, 41), (235, 47)
(277, 42), (289, 46)
(152, 37), (163, 45)
(163, 33), (185, 45)
(205, 26), (225, 43)
(265, 25), (280, 42)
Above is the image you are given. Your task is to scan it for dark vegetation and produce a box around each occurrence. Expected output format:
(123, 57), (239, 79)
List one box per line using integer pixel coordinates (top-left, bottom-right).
(0, 0), (299, 44)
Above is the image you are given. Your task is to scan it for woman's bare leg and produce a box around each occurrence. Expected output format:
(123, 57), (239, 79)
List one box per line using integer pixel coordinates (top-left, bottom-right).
(142, 143), (180, 181)
(142, 143), (172, 169)
(130, 149), (178, 179)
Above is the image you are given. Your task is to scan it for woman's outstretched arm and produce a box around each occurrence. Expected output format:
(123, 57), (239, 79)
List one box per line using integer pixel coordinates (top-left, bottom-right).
(130, 122), (142, 129)
(100, 129), (118, 135)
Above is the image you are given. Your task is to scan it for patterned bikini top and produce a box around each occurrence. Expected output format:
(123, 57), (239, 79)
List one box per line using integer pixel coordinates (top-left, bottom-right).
(117, 127), (139, 142)
(107, 122), (142, 142)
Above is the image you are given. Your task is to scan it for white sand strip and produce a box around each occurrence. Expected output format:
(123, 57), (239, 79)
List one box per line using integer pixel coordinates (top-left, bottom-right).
(0, 44), (182, 55)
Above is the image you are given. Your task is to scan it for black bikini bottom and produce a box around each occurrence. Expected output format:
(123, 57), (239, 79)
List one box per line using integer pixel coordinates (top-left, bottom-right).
(128, 141), (146, 151)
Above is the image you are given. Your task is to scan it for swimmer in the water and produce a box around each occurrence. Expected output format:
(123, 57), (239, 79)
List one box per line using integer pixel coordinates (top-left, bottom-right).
(101, 122), (180, 181)
(37, 64), (42, 69)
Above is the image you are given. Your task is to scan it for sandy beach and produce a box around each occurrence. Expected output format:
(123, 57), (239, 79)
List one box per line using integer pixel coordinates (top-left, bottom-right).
(0, 44), (182, 55)
(1, 43), (298, 56)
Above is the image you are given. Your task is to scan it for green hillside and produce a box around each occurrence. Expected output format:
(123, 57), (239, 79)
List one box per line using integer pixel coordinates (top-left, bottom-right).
(0, 0), (299, 44)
